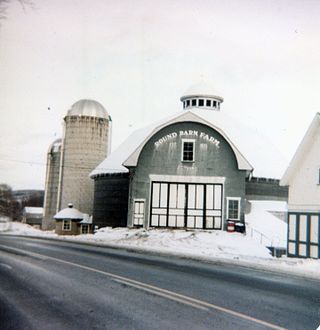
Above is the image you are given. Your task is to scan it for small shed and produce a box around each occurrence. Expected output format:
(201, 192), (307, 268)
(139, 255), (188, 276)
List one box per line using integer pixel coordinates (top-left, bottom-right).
(22, 207), (43, 229)
(54, 204), (84, 235)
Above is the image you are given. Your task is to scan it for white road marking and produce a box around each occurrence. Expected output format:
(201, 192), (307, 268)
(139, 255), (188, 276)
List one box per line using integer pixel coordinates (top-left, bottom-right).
(114, 278), (209, 311)
(0, 244), (287, 330)
(0, 244), (48, 260)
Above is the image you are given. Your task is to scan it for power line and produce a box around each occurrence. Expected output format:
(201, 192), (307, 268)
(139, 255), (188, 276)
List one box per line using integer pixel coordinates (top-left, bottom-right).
(0, 157), (122, 172)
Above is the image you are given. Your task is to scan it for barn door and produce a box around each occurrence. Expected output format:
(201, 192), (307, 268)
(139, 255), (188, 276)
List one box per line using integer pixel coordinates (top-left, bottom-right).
(150, 181), (223, 230)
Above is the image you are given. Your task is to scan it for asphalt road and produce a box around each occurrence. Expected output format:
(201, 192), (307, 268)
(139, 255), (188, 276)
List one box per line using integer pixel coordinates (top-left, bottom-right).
(0, 235), (319, 330)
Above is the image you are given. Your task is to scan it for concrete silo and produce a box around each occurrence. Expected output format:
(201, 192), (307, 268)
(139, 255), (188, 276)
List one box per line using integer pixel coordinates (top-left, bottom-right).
(43, 139), (62, 230)
(43, 99), (111, 230)
(57, 99), (111, 216)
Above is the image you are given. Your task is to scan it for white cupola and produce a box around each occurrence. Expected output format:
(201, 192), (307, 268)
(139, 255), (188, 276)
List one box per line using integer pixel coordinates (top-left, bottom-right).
(180, 82), (224, 111)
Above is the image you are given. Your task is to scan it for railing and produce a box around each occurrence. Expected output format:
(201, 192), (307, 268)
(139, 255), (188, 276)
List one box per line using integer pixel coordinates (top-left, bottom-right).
(247, 226), (272, 246)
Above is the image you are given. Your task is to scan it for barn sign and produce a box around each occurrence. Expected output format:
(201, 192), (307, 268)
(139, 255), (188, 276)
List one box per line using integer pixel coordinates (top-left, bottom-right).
(154, 130), (220, 148)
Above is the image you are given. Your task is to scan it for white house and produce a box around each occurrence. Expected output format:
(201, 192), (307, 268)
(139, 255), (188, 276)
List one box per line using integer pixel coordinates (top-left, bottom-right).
(281, 113), (320, 259)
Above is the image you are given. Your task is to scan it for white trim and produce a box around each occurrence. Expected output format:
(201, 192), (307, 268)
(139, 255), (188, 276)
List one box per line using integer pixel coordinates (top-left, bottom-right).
(123, 111), (253, 172)
(226, 197), (241, 221)
(149, 174), (226, 184)
(81, 224), (90, 234)
(133, 199), (145, 226)
(62, 219), (71, 231)
(287, 204), (320, 212)
(181, 138), (195, 162)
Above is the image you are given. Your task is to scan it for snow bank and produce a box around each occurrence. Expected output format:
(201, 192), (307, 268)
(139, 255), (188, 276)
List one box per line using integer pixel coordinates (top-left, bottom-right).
(3, 222), (319, 279)
(5, 222), (57, 237)
(246, 200), (287, 248)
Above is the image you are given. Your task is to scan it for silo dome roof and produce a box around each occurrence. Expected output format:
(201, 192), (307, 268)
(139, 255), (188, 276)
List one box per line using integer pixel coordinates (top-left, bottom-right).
(181, 82), (223, 102)
(67, 99), (108, 119)
(47, 138), (62, 153)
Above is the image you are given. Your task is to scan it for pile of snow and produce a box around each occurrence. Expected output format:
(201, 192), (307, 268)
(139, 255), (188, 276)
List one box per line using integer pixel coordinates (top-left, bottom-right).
(83, 227), (272, 260)
(246, 200), (287, 248)
(5, 222), (57, 237)
(3, 222), (320, 279)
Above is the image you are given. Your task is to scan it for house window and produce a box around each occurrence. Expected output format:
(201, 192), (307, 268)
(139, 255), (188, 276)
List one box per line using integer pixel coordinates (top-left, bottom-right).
(206, 100), (211, 107)
(81, 224), (89, 234)
(133, 200), (145, 226)
(213, 100), (217, 107)
(182, 140), (195, 162)
(198, 99), (204, 106)
(186, 100), (190, 107)
(192, 99), (197, 106)
(62, 220), (71, 231)
(227, 198), (241, 220)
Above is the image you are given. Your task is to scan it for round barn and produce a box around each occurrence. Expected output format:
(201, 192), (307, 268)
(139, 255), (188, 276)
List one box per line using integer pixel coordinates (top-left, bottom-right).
(90, 83), (285, 231)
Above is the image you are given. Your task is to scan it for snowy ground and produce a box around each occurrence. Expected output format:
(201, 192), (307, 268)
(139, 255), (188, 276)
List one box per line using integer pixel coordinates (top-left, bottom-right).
(245, 200), (288, 248)
(2, 219), (320, 281)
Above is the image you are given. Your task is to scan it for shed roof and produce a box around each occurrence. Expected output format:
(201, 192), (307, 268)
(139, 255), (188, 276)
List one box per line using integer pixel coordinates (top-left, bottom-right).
(23, 207), (43, 215)
(54, 206), (84, 220)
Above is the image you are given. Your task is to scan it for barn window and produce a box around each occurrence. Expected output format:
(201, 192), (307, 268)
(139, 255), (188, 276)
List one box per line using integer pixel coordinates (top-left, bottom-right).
(62, 220), (71, 231)
(227, 198), (241, 220)
(182, 140), (195, 162)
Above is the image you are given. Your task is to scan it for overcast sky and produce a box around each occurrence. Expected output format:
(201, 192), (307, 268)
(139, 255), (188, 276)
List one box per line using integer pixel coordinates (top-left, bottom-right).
(1, 0), (320, 190)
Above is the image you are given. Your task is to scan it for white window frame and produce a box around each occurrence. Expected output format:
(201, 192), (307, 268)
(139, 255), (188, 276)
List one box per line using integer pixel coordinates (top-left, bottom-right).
(62, 219), (71, 231)
(133, 199), (145, 226)
(226, 197), (241, 221)
(181, 139), (195, 162)
(81, 224), (89, 234)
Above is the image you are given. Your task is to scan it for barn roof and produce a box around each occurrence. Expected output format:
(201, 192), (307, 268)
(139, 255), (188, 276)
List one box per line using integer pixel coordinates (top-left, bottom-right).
(90, 108), (287, 179)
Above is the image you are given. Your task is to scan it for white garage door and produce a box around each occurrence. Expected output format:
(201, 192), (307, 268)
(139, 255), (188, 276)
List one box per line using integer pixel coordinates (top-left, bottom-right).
(150, 182), (222, 229)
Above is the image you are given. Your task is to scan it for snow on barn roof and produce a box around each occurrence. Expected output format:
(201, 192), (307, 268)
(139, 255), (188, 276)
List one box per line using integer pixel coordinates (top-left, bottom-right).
(90, 108), (287, 179)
